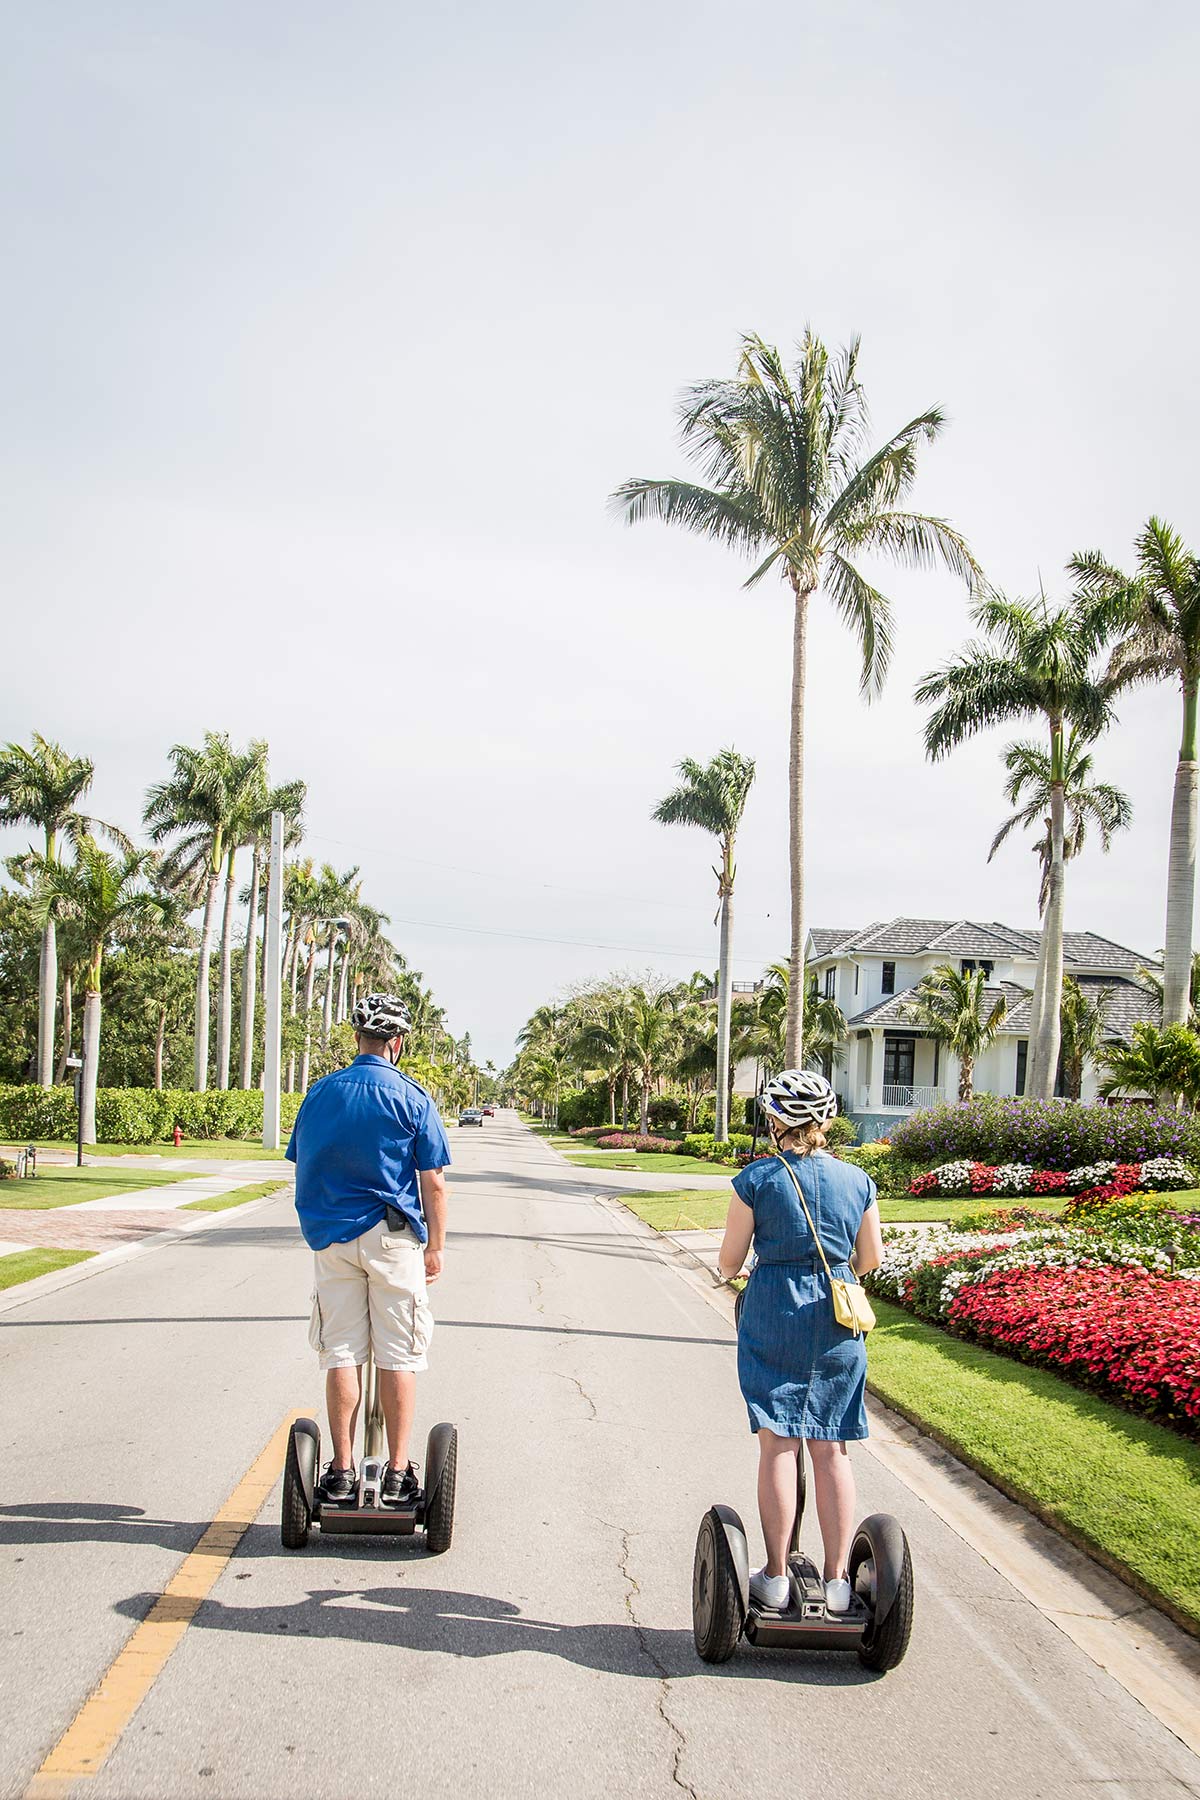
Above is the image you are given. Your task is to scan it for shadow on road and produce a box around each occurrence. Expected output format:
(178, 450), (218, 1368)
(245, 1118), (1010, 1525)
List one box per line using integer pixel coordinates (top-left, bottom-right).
(111, 1567), (879, 1687)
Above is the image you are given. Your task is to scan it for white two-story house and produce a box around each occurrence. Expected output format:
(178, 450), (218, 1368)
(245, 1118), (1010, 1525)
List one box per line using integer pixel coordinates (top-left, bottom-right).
(806, 918), (1160, 1139)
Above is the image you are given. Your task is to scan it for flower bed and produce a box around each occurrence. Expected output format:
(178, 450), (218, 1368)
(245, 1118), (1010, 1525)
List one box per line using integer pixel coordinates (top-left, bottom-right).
(910, 1157), (1195, 1201)
(890, 1096), (1200, 1170)
(947, 1265), (1200, 1431)
(593, 1133), (683, 1153)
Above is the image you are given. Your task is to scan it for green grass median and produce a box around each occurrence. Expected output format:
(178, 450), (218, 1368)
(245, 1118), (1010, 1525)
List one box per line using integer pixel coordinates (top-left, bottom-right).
(0, 1167), (195, 1210)
(182, 1179), (292, 1213)
(0, 1248), (95, 1290)
(616, 1189), (1067, 1231)
(15, 1139), (292, 1162)
(867, 1298), (1200, 1633)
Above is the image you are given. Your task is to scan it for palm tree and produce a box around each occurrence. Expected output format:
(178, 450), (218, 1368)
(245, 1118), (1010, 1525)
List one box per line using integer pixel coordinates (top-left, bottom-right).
(988, 731), (1131, 914)
(917, 589), (1122, 1099)
(1099, 1021), (1200, 1110)
(0, 734), (99, 1086)
(572, 997), (635, 1127)
(144, 732), (242, 1092)
(1137, 955), (1200, 1031)
(33, 840), (162, 1141)
(1071, 520), (1200, 1027)
(652, 748), (755, 1140)
(1058, 977), (1112, 1102)
(612, 331), (979, 1062)
(625, 987), (678, 1134)
(213, 740), (269, 1090)
(237, 776), (305, 1088)
(906, 964), (1007, 1102)
(805, 994), (849, 1079)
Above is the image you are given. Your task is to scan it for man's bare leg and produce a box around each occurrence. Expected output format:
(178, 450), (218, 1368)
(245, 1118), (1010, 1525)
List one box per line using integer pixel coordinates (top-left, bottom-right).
(378, 1368), (417, 1470)
(327, 1365), (363, 1469)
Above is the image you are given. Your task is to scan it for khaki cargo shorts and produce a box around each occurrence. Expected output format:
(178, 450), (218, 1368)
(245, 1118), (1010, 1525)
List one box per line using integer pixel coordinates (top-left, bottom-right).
(309, 1219), (433, 1372)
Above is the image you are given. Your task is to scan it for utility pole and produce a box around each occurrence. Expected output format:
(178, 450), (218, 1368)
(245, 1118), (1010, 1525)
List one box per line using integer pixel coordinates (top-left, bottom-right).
(262, 810), (284, 1150)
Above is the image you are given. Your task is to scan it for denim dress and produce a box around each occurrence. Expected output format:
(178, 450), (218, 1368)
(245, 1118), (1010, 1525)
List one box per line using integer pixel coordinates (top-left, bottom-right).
(733, 1151), (877, 1441)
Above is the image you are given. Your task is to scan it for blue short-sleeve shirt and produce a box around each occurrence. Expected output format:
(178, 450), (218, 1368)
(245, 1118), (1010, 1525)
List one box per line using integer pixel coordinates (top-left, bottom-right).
(286, 1054), (451, 1250)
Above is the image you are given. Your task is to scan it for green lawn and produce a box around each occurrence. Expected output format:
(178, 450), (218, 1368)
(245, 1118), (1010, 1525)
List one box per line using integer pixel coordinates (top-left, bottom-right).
(14, 1138), (292, 1162)
(0, 1166), (195, 1211)
(565, 1151), (736, 1175)
(0, 1248), (95, 1290)
(615, 1188), (1067, 1232)
(867, 1298), (1200, 1632)
(182, 1178), (292, 1213)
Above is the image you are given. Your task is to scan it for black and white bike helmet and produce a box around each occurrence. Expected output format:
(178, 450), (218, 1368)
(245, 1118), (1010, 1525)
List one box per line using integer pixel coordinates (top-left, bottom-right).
(351, 993), (412, 1038)
(759, 1069), (838, 1128)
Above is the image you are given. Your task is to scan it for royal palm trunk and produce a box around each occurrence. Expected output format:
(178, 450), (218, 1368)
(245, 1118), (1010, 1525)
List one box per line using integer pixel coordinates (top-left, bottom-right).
(215, 849), (237, 1090)
(154, 1002), (166, 1090)
(298, 943), (317, 1091)
(1033, 734), (1067, 1101)
(80, 984), (101, 1145)
(239, 846), (261, 1089)
(37, 917), (57, 1087)
(714, 856), (734, 1141)
(54, 973), (73, 1084)
(786, 582), (811, 1064)
(1162, 683), (1198, 1025)
(193, 861), (221, 1092)
(322, 932), (337, 1043)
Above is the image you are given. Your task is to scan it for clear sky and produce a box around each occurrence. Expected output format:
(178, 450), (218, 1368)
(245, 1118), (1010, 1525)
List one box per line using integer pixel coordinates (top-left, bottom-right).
(3, 0), (1197, 1066)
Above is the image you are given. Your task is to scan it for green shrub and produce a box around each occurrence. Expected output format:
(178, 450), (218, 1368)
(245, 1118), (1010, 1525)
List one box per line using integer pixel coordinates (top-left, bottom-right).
(557, 1087), (610, 1131)
(836, 1144), (917, 1196)
(680, 1131), (752, 1164)
(0, 1083), (305, 1144)
(890, 1096), (1200, 1169)
(647, 1094), (688, 1135)
(823, 1115), (858, 1147)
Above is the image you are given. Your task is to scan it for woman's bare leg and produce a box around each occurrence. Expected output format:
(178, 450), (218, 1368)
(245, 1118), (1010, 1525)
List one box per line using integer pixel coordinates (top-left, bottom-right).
(756, 1428), (802, 1578)
(806, 1438), (856, 1580)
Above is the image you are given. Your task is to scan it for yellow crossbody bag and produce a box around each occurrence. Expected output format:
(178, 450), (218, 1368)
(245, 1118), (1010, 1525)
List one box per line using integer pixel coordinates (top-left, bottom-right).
(772, 1153), (876, 1337)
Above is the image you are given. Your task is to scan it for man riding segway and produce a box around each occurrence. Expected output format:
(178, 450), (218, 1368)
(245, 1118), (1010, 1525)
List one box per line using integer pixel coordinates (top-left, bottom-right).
(286, 993), (451, 1506)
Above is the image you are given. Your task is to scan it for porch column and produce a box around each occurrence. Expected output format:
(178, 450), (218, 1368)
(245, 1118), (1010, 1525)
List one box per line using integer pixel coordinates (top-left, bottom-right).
(867, 1029), (885, 1113)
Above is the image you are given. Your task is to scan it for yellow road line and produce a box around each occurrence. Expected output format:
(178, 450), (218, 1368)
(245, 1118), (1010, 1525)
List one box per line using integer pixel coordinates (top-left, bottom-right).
(24, 1411), (303, 1799)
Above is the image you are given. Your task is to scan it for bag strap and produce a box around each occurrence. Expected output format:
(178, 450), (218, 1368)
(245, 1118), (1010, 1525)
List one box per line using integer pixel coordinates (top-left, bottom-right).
(771, 1152), (836, 1280)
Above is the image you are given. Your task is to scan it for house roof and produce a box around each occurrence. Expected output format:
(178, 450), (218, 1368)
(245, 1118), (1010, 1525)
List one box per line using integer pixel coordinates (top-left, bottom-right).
(845, 974), (1158, 1042)
(809, 917), (1156, 971)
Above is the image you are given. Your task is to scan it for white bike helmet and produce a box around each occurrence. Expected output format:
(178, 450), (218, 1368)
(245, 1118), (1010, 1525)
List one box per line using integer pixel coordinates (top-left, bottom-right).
(351, 993), (412, 1038)
(759, 1069), (838, 1128)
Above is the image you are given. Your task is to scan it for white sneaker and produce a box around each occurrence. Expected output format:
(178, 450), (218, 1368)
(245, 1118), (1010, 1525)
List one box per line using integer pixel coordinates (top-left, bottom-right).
(825, 1576), (852, 1614)
(750, 1568), (790, 1611)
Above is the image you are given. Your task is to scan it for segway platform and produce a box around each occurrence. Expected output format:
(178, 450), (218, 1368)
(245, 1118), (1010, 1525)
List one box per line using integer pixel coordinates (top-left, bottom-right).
(281, 1353), (458, 1554)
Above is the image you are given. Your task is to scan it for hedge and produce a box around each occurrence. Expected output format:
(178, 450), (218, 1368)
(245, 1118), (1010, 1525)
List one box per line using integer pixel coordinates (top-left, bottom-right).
(889, 1097), (1200, 1171)
(0, 1084), (303, 1144)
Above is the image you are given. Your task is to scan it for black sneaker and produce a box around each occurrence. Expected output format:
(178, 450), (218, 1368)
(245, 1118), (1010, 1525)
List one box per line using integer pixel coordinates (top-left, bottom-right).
(382, 1461), (419, 1504)
(318, 1460), (356, 1502)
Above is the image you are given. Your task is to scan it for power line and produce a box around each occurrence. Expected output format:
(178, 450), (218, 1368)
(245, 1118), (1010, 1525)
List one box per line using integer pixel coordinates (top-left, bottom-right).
(382, 910), (776, 965)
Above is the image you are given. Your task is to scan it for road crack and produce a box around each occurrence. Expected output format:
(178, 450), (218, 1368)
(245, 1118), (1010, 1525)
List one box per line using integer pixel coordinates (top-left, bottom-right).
(599, 1517), (699, 1800)
(552, 1370), (598, 1421)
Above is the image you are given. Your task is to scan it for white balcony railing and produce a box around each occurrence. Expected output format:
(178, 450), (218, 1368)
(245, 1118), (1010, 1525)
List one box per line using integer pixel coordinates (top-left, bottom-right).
(859, 1084), (945, 1112)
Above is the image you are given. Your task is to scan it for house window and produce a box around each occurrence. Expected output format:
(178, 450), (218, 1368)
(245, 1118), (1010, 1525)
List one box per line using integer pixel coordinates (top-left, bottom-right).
(808, 974), (819, 1001)
(854, 964), (859, 994)
(824, 968), (835, 998)
(881, 961), (896, 995)
(961, 958), (994, 979)
(933, 1040), (940, 1086)
(1016, 1040), (1028, 1096)
(883, 1036), (915, 1088)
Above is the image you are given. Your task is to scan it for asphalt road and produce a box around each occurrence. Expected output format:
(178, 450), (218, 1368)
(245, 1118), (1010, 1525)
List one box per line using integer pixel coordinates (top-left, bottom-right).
(2, 1113), (1198, 1800)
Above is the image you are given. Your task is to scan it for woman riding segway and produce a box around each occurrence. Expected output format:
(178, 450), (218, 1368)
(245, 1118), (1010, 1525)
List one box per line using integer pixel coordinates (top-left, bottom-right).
(717, 1070), (885, 1614)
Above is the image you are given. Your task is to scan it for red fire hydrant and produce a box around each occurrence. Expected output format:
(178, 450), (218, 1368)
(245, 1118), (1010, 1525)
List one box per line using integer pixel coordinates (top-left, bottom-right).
(173, 1124), (183, 1148)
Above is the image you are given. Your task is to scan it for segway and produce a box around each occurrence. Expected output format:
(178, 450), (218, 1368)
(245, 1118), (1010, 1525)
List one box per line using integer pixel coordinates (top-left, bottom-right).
(696, 1291), (912, 1668)
(281, 1349), (457, 1553)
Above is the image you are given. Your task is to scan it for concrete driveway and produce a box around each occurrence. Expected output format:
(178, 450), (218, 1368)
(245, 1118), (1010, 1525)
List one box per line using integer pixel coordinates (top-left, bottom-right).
(1, 1113), (1197, 1799)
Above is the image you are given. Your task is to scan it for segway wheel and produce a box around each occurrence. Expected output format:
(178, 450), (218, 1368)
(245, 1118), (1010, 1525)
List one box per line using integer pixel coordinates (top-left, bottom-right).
(692, 1509), (743, 1663)
(281, 1424), (314, 1550)
(852, 1523), (914, 1671)
(423, 1424), (457, 1555)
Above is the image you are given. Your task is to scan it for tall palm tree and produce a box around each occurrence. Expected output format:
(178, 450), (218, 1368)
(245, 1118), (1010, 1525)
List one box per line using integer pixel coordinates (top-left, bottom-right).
(988, 731), (1132, 914)
(0, 734), (99, 1086)
(612, 330), (979, 1062)
(33, 840), (162, 1142)
(237, 775), (306, 1088)
(652, 748), (755, 1140)
(1071, 520), (1200, 1026)
(917, 590), (1122, 1099)
(213, 740), (269, 1090)
(906, 964), (1007, 1103)
(144, 732), (242, 1092)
